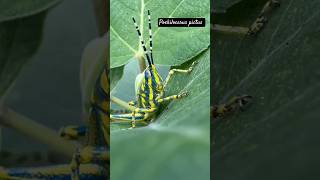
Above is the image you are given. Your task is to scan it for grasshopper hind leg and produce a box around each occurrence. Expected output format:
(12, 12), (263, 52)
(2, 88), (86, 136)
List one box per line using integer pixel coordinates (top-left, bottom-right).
(111, 113), (148, 128)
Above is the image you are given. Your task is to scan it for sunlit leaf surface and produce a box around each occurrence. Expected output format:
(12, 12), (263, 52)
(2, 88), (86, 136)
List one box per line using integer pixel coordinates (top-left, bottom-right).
(111, 49), (210, 180)
(212, 0), (320, 179)
(110, 0), (210, 68)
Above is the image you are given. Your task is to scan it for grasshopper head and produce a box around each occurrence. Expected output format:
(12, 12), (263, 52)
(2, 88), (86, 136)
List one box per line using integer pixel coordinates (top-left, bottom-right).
(135, 64), (163, 96)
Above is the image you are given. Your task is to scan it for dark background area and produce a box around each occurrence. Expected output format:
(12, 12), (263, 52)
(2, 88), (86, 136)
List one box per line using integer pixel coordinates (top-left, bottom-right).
(212, 0), (320, 179)
(1, 0), (96, 153)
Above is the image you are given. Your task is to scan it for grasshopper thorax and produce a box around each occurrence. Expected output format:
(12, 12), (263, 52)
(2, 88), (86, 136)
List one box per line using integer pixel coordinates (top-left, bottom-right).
(135, 65), (163, 108)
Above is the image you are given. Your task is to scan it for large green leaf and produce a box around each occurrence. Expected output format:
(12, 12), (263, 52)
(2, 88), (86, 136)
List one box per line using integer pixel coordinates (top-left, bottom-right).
(111, 49), (210, 180)
(110, 0), (210, 68)
(0, 0), (61, 22)
(212, 0), (320, 179)
(0, 1), (61, 99)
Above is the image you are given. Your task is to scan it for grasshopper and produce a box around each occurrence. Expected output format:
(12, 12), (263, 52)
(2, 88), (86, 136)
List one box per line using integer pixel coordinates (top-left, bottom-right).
(110, 10), (196, 128)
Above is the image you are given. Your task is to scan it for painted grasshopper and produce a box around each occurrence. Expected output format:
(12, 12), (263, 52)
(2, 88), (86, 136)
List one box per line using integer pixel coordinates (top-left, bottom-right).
(110, 10), (197, 128)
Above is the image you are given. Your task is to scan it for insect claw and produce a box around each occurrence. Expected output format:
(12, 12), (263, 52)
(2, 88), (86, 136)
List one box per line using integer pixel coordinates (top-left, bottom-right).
(212, 95), (253, 118)
(240, 95), (253, 104)
(188, 60), (198, 72)
(180, 91), (189, 97)
(247, 16), (268, 35)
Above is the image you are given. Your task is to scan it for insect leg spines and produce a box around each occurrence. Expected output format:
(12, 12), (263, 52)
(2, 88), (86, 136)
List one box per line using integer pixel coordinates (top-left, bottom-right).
(147, 10), (154, 64)
(132, 17), (152, 66)
(156, 92), (189, 104)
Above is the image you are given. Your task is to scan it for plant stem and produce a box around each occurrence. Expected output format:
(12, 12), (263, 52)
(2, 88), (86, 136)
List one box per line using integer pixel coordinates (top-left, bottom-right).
(0, 105), (78, 158)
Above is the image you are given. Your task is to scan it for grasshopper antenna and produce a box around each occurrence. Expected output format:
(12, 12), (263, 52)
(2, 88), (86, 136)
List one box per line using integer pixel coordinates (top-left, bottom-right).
(132, 17), (152, 67)
(147, 10), (154, 64)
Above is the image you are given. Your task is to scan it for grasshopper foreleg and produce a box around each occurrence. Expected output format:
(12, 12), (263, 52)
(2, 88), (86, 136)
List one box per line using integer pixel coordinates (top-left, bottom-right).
(212, 95), (252, 118)
(163, 61), (197, 90)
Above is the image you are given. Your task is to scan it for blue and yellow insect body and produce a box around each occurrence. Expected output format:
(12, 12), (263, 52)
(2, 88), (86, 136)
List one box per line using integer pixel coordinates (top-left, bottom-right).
(69, 63), (110, 180)
(111, 10), (196, 128)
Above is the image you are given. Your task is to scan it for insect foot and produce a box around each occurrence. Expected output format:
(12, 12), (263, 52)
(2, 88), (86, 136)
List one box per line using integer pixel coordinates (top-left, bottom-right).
(226, 95), (253, 111)
(260, 0), (280, 16)
(212, 95), (253, 119)
(247, 0), (280, 36)
(70, 148), (81, 180)
(247, 16), (268, 35)
(237, 95), (253, 110)
(211, 105), (227, 119)
(179, 91), (189, 98)
(187, 60), (199, 73)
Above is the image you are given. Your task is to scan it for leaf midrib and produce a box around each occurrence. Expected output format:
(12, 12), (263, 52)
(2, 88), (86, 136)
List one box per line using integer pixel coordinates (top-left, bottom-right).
(111, 0), (187, 56)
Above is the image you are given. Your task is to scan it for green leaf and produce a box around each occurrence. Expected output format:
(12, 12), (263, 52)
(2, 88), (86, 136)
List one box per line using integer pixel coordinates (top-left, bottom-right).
(212, 0), (320, 179)
(110, 0), (210, 68)
(0, 0), (61, 22)
(0, 14), (45, 98)
(111, 49), (210, 180)
(0, 1), (61, 99)
(110, 66), (124, 90)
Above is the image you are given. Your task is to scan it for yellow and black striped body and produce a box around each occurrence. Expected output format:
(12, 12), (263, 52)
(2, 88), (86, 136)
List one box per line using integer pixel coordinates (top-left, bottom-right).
(111, 10), (191, 127)
(70, 63), (110, 179)
(111, 65), (163, 125)
(87, 64), (110, 147)
(110, 64), (189, 127)
(136, 65), (163, 109)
